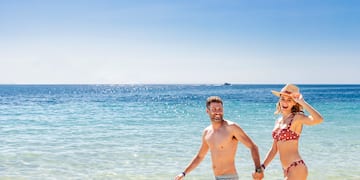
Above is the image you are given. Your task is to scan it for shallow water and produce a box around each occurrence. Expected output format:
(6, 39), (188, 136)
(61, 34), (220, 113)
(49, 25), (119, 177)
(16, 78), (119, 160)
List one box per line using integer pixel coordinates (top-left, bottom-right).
(0, 84), (359, 179)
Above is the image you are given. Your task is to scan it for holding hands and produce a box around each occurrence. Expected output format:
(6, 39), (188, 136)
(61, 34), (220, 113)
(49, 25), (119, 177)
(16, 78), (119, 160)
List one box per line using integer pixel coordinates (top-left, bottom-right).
(252, 172), (264, 180)
(252, 168), (264, 180)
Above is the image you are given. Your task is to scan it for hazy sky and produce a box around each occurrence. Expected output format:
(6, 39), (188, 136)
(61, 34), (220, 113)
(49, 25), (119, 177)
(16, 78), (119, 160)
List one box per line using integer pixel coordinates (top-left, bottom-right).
(0, 0), (359, 84)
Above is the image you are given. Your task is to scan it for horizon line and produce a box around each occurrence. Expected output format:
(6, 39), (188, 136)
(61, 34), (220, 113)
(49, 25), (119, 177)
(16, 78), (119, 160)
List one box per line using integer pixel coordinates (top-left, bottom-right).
(0, 83), (359, 86)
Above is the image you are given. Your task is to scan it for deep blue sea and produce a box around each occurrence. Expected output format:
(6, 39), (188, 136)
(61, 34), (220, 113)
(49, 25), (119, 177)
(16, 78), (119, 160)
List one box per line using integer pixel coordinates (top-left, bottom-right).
(0, 84), (359, 179)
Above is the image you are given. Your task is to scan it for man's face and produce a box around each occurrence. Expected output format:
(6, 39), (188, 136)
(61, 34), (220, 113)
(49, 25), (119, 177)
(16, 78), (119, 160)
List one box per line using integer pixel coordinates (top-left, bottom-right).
(207, 102), (224, 122)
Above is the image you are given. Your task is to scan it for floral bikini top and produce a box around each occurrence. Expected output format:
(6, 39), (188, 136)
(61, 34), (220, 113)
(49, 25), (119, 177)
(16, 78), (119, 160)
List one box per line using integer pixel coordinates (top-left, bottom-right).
(272, 113), (300, 141)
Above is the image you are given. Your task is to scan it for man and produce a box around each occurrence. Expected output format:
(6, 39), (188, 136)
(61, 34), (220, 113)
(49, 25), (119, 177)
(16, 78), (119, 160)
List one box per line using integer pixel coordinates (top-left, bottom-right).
(175, 96), (264, 180)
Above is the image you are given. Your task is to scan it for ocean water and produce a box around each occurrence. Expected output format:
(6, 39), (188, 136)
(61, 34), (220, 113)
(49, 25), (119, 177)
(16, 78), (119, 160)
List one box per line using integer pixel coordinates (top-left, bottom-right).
(0, 84), (359, 180)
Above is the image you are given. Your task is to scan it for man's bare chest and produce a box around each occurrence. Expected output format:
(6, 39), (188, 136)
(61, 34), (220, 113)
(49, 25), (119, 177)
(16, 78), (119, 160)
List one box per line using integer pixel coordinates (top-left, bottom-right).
(205, 130), (235, 149)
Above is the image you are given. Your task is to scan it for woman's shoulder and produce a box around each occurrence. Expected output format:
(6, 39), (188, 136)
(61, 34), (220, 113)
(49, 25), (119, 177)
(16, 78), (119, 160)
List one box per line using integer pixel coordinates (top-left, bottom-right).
(293, 112), (306, 119)
(293, 111), (305, 115)
(292, 112), (307, 124)
(274, 116), (282, 124)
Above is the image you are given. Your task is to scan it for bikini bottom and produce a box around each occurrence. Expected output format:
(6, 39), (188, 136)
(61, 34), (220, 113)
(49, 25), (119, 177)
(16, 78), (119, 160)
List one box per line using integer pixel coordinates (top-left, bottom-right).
(283, 159), (306, 176)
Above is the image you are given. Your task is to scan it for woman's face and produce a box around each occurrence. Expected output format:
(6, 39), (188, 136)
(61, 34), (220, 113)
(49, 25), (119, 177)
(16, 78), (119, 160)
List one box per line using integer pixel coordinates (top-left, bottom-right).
(279, 95), (296, 113)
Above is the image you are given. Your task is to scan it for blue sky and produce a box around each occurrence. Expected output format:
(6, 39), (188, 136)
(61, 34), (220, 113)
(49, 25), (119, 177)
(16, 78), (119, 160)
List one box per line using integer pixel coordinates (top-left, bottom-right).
(0, 0), (359, 84)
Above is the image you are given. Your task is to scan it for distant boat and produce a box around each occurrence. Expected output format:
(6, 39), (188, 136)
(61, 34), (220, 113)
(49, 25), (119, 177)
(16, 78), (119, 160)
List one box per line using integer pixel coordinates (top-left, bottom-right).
(223, 82), (231, 86)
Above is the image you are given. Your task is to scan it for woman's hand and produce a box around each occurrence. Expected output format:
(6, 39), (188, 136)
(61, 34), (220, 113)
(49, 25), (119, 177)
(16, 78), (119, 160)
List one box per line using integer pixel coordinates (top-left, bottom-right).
(291, 92), (304, 104)
(174, 173), (185, 180)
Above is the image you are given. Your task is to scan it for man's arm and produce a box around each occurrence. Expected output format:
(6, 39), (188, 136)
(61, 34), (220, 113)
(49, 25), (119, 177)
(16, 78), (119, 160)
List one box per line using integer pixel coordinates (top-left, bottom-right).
(232, 124), (263, 179)
(174, 129), (209, 180)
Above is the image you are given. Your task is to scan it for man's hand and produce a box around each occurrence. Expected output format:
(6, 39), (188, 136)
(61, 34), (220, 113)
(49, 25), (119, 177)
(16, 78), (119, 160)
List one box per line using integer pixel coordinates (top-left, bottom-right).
(252, 171), (264, 180)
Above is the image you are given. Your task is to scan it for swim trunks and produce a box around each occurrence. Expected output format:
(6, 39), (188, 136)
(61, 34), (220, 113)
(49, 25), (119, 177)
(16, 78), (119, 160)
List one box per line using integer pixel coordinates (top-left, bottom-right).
(215, 174), (239, 180)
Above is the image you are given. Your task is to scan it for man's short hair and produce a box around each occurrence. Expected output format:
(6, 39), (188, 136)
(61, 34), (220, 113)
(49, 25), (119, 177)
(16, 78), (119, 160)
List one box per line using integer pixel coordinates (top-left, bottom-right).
(206, 96), (223, 109)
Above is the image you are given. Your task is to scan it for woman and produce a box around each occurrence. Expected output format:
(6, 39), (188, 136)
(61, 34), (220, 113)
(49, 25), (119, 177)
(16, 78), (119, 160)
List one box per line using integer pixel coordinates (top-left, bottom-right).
(261, 84), (323, 180)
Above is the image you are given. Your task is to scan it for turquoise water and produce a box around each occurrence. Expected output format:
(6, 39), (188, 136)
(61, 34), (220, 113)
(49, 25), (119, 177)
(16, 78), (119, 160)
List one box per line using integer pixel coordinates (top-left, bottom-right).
(0, 84), (359, 179)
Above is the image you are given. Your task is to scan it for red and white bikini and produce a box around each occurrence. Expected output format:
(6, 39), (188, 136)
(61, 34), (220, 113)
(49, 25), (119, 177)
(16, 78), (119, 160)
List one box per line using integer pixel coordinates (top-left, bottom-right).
(272, 113), (306, 176)
(272, 113), (300, 141)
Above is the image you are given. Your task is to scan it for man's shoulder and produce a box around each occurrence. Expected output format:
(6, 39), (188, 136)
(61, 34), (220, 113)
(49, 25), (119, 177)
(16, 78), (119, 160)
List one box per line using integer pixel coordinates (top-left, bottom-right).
(223, 120), (243, 132)
(224, 119), (239, 127)
(223, 120), (245, 136)
(203, 125), (212, 132)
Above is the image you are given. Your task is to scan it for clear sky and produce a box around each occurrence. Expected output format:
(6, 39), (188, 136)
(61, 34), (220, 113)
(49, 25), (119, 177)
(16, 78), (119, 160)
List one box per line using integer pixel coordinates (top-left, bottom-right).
(0, 0), (359, 84)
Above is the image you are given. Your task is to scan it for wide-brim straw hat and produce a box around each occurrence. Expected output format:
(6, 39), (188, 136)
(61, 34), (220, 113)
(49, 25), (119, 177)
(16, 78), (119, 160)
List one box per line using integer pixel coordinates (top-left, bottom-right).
(271, 84), (300, 97)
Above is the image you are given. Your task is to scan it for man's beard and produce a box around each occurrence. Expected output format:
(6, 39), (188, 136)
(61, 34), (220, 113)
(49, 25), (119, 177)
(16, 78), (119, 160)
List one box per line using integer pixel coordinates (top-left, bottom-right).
(213, 115), (222, 122)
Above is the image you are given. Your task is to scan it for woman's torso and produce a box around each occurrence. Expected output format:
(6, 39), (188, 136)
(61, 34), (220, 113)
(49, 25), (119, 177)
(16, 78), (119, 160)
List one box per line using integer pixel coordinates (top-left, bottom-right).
(272, 113), (304, 168)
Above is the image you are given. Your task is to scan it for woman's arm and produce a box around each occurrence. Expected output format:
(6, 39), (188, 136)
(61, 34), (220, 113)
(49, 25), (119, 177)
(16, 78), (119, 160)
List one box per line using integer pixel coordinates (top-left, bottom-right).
(262, 140), (278, 169)
(293, 93), (324, 125)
